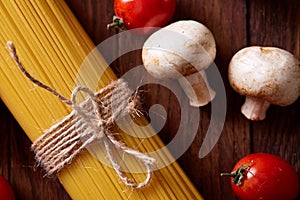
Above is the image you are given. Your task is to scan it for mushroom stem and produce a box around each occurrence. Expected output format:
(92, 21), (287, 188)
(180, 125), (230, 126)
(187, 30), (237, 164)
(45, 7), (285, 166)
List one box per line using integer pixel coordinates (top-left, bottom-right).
(241, 96), (271, 121)
(178, 71), (216, 107)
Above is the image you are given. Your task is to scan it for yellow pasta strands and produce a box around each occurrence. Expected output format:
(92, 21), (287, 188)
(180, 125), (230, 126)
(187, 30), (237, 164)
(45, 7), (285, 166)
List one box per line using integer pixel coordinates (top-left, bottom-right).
(0, 1), (203, 199)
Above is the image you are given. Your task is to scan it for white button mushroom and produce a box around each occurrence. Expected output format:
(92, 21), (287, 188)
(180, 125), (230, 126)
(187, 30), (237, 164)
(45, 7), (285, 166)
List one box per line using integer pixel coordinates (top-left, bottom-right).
(142, 20), (216, 107)
(228, 46), (300, 121)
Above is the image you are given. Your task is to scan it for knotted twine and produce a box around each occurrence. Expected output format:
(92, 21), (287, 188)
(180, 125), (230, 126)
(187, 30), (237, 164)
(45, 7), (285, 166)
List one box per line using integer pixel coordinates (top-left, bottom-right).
(7, 41), (155, 189)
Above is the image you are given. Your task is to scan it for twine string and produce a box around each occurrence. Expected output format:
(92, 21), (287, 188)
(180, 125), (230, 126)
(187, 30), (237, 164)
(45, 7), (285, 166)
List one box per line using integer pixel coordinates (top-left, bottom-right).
(7, 41), (154, 188)
(6, 41), (73, 106)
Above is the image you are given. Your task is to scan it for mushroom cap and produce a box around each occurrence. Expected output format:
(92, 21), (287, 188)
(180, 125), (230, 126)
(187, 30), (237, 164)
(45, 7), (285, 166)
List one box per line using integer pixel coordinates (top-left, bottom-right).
(142, 20), (216, 79)
(228, 46), (300, 106)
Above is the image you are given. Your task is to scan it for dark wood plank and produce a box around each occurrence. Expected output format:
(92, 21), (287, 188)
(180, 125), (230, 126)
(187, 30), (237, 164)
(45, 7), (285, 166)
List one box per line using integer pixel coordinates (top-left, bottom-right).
(172, 1), (250, 199)
(66, 0), (115, 45)
(248, 0), (300, 171)
(0, 100), (71, 200)
(0, 100), (11, 181)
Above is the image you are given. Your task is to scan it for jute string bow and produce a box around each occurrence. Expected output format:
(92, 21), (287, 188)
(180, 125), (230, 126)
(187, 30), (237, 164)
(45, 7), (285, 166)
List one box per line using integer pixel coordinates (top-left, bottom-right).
(7, 41), (155, 189)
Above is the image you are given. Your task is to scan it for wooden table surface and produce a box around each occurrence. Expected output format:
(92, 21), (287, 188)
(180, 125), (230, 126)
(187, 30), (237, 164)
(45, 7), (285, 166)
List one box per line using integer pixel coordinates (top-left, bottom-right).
(1, 0), (299, 199)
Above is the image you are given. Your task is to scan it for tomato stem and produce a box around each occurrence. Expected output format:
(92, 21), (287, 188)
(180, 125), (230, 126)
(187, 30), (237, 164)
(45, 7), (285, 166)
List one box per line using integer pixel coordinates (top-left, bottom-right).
(107, 16), (125, 30)
(220, 161), (253, 186)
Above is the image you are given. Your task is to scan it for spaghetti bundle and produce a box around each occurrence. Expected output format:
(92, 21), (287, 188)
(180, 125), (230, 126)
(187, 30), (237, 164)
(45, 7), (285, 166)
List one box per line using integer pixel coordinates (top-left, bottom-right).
(0, 1), (203, 199)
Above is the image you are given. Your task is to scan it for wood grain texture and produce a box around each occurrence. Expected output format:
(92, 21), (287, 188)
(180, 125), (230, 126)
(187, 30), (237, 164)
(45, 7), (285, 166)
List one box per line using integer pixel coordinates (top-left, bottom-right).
(248, 0), (300, 170)
(0, 100), (71, 200)
(0, 0), (299, 199)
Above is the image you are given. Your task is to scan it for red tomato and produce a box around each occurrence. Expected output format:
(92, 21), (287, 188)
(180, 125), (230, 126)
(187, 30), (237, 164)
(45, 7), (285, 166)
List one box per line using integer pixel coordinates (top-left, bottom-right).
(0, 176), (15, 200)
(110, 0), (176, 32)
(222, 153), (300, 200)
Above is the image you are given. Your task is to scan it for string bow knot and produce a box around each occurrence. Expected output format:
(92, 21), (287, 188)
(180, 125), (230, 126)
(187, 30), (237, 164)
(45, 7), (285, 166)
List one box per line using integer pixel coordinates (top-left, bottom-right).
(7, 41), (155, 189)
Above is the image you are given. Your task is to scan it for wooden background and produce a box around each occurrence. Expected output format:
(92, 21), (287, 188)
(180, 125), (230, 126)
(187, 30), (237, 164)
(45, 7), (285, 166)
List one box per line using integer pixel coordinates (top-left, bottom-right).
(0, 0), (299, 199)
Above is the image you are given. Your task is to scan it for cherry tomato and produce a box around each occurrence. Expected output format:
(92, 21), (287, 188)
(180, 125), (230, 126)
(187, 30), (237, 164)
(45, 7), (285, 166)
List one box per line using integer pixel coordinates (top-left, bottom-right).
(109, 0), (176, 33)
(0, 175), (15, 200)
(221, 153), (299, 200)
